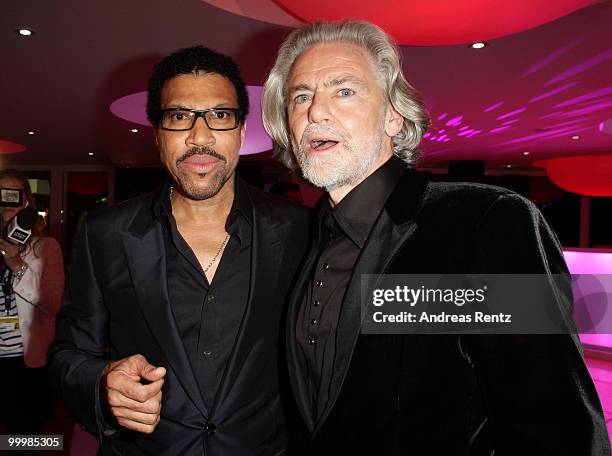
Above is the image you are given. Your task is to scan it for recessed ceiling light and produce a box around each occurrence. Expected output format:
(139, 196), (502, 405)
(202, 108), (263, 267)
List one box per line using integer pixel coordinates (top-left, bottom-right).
(130, 128), (139, 133)
(523, 151), (530, 156)
(88, 152), (94, 156)
(506, 164), (512, 168)
(27, 131), (35, 135)
(17, 28), (34, 37)
(471, 42), (486, 49)
(571, 135), (580, 140)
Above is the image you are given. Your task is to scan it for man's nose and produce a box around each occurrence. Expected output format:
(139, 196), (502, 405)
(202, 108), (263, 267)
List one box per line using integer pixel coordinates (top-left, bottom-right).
(186, 116), (215, 147)
(307, 93), (332, 125)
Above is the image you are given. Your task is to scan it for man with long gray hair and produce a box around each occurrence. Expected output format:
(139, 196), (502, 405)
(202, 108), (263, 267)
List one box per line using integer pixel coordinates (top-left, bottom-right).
(262, 20), (609, 455)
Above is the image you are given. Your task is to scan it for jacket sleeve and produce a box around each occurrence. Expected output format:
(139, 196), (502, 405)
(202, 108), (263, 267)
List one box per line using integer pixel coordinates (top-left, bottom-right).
(464, 194), (611, 455)
(48, 215), (119, 439)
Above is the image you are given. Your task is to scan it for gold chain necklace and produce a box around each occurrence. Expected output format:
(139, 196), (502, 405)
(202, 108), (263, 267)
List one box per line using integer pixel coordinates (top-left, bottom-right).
(170, 186), (230, 274)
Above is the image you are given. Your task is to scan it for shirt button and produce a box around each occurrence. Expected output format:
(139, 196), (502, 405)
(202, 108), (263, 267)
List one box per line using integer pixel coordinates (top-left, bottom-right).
(311, 319), (317, 325)
(203, 350), (212, 357)
(205, 423), (217, 434)
(207, 294), (215, 302)
(316, 280), (323, 287)
(308, 337), (316, 345)
(322, 263), (330, 270)
(313, 300), (320, 307)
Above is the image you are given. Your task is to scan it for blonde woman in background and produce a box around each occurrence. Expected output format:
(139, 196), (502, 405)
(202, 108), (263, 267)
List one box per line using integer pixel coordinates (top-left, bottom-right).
(0, 169), (64, 437)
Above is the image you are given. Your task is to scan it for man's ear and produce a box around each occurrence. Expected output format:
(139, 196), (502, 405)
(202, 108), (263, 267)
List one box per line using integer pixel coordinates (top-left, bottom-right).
(240, 121), (247, 143)
(153, 128), (159, 146)
(385, 104), (404, 138)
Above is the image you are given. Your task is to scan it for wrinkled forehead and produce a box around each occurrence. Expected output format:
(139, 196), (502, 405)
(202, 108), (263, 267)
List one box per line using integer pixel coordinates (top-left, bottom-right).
(286, 41), (383, 95)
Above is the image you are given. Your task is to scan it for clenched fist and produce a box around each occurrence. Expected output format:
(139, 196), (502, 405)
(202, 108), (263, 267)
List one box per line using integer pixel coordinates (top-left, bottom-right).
(101, 354), (167, 434)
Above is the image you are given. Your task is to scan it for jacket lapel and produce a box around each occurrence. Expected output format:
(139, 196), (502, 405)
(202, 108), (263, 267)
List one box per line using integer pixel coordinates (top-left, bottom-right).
(120, 203), (208, 418)
(211, 189), (285, 411)
(313, 169), (428, 435)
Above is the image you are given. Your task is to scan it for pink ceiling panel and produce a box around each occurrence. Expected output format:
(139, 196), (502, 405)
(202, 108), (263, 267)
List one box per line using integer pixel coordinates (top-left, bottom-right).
(202, 0), (302, 27)
(273, 0), (592, 45)
(109, 86), (271, 156)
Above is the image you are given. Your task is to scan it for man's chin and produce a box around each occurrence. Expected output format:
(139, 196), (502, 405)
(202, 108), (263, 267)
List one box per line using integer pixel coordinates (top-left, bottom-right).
(176, 172), (231, 201)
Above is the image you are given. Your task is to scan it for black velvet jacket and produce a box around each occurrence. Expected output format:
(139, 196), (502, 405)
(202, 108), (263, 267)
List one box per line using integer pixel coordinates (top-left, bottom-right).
(287, 167), (611, 456)
(50, 182), (312, 456)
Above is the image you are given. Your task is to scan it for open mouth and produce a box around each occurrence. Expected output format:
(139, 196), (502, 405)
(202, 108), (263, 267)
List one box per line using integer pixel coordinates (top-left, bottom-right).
(310, 138), (339, 151)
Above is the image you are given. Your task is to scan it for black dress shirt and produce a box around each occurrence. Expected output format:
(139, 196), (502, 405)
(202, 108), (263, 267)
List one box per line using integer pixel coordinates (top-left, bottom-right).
(296, 156), (406, 421)
(154, 179), (252, 407)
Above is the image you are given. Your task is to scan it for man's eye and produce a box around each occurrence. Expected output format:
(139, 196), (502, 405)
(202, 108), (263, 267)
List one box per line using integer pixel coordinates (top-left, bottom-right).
(295, 94), (310, 104)
(212, 110), (229, 119)
(171, 112), (189, 121)
(338, 88), (354, 97)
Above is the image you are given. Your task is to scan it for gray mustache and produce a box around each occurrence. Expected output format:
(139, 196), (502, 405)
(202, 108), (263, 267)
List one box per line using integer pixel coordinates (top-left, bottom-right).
(176, 147), (226, 165)
(300, 125), (348, 147)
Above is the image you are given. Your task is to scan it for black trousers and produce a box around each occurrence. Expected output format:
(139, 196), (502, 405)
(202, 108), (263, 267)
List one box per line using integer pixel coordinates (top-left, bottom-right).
(0, 356), (52, 435)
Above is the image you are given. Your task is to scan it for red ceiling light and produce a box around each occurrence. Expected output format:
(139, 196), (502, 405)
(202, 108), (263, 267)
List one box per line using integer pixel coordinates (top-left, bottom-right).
(537, 155), (612, 196)
(273, 0), (593, 45)
(0, 140), (27, 155)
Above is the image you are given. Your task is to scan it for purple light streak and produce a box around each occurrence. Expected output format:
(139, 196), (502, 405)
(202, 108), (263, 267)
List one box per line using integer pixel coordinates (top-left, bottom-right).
(522, 39), (582, 77)
(484, 101), (503, 113)
(538, 126), (592, 141)
(445, 115), (463, 127)
(528, 82), (577, 104)
(502, 119), (519, 126)
(540, 111), (564, 119)
(437, 112), (448, 120)
(497, 125), (590, 146)
(497, 108), (527, 120)
(547, 48), (612, 85)
(554, 85), (612, 108)
(457, 129), (474, 137)
(557, 100), (612, 118)
(489, 126), (511, 134)
(545, 117), (594, 129)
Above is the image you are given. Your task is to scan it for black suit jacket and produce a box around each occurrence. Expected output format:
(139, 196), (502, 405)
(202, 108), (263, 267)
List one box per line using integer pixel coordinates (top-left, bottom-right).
(49, 183), (312, 455)
(287, 168), (611, 455)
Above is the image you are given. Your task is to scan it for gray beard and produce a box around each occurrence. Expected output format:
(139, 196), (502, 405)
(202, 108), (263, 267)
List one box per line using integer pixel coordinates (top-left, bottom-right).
(294, 125), (386, 192)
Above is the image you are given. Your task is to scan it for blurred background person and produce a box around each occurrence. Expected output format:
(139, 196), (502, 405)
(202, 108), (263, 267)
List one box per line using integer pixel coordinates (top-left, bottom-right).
(0, 169), (65, 440)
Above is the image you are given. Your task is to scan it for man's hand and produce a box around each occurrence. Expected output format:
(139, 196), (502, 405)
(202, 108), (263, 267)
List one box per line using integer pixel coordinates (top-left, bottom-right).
(102, 354), (167, 434)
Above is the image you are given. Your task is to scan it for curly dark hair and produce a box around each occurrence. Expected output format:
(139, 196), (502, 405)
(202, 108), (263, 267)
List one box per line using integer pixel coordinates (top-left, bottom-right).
(146, 46), (249, 127)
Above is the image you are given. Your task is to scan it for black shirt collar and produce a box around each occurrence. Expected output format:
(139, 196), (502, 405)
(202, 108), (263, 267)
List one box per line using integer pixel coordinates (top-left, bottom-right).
(326, 155), (406, 248)
(153, 175), (253, 234)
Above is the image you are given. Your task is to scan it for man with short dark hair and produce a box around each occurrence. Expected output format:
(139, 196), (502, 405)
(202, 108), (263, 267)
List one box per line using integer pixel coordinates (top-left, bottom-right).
(50, 46), (311, 455)
(262, 20), (610, 455)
